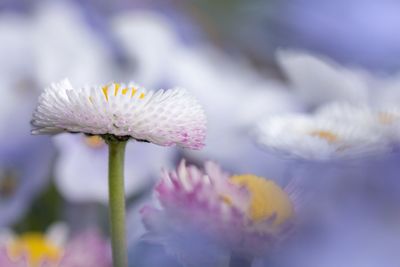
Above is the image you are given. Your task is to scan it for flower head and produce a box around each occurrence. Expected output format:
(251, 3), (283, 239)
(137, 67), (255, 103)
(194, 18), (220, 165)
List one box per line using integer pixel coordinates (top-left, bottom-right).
(0, 226), (111, 267)
(141, 160), (296, 261)
(7, 232), (62, 266)
(254, 114), (389, 161)
(31, 79), (206, 149)
(316, 102), (400, 145)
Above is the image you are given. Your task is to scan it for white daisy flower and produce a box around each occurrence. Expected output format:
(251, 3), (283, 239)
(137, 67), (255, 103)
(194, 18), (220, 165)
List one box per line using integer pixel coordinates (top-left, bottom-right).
(315, 102), (374, 127)
(372, 106), (400, 144)
(254, 114), (389, 161)
(372, 75), (400, 107)
(375, 106), (400, 125)
(31, 79), (206, 149)
(316, 102), (400, 144)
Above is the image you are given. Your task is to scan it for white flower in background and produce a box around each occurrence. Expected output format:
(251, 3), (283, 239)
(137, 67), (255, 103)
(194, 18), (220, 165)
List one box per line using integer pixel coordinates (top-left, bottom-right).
(315, 102), (374, 127)
(276, 50), (370, 108)
(317, 102), (400, 144)
(32, 79), (206, 149)
(111, 10), (181, 88)
(167, 45), (302, 175)
(236, 83), (302, 129)
(372, 75), (400, 106)
(369, 76), (400, 142)
(53, 134), (174, 203)
(255, 114), (389, 161)
(0, 14), (56, 228)
(273, 50), (400, 151)
(276, 50), (400, 108)
(0, 12), (39, 140)
(32, 1), (113, 86)
(0, 13), (34, 87)
(110, 12), (299, 174)
(375, 106), (400, 126)
(372, 107), (400, 144)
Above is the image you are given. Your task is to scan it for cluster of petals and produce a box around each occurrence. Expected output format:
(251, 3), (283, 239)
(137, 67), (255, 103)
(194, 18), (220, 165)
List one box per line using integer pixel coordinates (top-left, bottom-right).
(251, 50), (400, 161)
(141, 160), (296, 258)
(316, 102), (400, 143)
(255, 103), (392, 161)
(31, 79), (206, 149)
(0, 228), (111, 267)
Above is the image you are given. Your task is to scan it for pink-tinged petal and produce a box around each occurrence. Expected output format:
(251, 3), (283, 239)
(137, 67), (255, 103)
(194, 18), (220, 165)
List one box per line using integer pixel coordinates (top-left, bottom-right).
(59, 230), (112, 267)
(141, 160), (297, 259)
(32, 80), (207, 150)
(0, 248), (19, 267)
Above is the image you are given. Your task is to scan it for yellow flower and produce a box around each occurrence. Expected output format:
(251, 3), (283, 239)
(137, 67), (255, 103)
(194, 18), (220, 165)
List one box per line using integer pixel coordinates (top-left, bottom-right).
(7, 233), (62, 267)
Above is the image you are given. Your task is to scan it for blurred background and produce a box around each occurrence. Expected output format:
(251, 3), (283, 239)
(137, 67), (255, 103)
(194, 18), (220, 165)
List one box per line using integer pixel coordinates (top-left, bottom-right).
(1, 0), (400, 266)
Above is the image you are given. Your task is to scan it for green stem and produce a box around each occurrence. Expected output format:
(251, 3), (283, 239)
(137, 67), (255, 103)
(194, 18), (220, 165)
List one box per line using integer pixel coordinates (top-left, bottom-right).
(108, 140), (128, 267)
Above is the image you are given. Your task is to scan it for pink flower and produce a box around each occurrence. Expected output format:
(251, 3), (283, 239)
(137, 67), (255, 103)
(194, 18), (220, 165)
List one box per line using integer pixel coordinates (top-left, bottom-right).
(140, 160), (298, 264)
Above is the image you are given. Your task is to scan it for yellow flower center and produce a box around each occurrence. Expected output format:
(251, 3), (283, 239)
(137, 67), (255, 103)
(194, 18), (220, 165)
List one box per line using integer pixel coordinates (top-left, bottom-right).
(100, 83), (144, 102)
(230, 175), (293, 225)
(7, 233), (62, 267)
(84, 135), (105, 149)
(310, 130), (338, 143)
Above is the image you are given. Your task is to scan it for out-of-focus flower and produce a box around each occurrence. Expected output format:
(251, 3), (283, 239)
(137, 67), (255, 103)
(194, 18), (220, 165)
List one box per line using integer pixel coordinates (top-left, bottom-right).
(109, 11), (300, 175)
(374, 107), (400, 144)
(255, 113), (388, 161)
(316, 102), (400, 146)
(140, 160), (297, 266)
(315, 102), (373, 124)
(254, 50), (400, 159)
(53, 134), (174, 203)
(277, 50), (370, 108)
(373, 74), (400, 106)
(111, 10), (183, 88)
(0, 137), (54, 227)
(31, 79), (206, 149)
(253, 98), (400, 241)
(167, 45), (302, 176)
(276, 50), (400, 109)
(31, 1), (113, 86)
(0, 12), (38, 140)
(0, 224), (111, 267)
(0, 21), (55, 226)
(111, 10), (302, 176)
(0, 1), (112, 88)
(0, 12), (35, 91)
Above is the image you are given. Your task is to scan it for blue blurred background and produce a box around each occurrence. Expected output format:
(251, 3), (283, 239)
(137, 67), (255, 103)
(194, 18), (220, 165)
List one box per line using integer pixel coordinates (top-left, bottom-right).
(1, 0), (400, 266)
